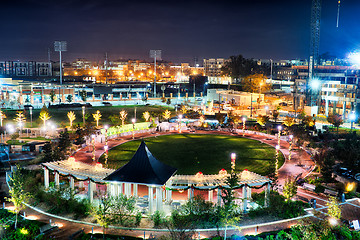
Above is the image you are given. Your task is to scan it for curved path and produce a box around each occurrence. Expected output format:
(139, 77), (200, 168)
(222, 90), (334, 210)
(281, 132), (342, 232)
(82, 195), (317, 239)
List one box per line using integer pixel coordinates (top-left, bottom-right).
(17, 129), (317, 239)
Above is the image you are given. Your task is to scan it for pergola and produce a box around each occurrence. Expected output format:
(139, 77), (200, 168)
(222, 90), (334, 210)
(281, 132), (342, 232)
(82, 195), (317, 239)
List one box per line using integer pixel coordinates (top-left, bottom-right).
(42, 141), (271, 213)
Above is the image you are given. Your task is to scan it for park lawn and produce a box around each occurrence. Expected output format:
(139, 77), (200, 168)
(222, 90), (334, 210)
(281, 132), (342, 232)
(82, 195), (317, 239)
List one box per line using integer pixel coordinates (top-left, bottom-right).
(100, 134), (284, 175)
(2, 105), (173, 128)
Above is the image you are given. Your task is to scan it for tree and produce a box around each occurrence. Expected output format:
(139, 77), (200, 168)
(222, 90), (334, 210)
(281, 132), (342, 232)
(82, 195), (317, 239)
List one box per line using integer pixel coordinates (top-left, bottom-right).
(327, 196), (341, 220)
(215, 113), (226, 125)
(10, 132), (19, 144)
(221, 172), (239, 208)
(93, 110), (102, 127)
(283, 176), (297, 201)
(89, 194), (113, 239)
(119, 110), (128, 126)
(272, 110), (279, 123)
(58, 128), (71, 154)
(180, 105), (187, 114)
(39, 105), (51, 127)
(14, 111), (26, 133)
(283, 116), (295, 128)
(143, 111), (151, 122)
(167, 211), (195, 240)
(163, 110), (171, 121)
(50, 89), (56, 103)
(67, 111), (76, 127)
(112, 195), (137, 226)
(166, 98), (171, 105)
(257, 115), (270, 126)
(66, 94), (73, 103)
(80, 90), (87, 102)
(221, 55), (270, 82)
(327, 114), (343, 136)
(6, 166), (31, 229)
(242, 74), (271, 93)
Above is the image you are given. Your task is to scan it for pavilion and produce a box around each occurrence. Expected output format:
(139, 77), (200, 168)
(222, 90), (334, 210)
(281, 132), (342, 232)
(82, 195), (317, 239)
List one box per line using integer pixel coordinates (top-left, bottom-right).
(42, 141), (271, 213)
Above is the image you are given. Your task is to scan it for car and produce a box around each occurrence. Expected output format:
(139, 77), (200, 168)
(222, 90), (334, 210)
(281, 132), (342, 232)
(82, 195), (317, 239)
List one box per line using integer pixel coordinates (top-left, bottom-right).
(102, 102), (112, 106)
(24, 104), (33, 110)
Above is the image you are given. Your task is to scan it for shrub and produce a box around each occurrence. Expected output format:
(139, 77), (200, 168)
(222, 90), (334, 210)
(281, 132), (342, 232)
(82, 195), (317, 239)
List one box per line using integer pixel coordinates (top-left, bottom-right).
(314, 184), (325, 194)
(150, 211), (166, 228)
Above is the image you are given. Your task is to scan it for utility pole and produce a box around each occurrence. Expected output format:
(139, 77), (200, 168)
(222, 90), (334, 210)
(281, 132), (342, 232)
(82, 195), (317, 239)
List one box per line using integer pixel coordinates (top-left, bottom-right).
(105, 52), (108, 85)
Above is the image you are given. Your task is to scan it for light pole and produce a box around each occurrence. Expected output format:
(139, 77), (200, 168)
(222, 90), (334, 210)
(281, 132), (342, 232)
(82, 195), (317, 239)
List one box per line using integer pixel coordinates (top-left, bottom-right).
(349, 111), (356, 131)
(288, 135), (293, 161)
(150, 50), (162, 98)
(242, 117), (246, 136)
(132, 118), (135, 139)
(231, 153), (236, 172)
(275, 145), (280, 175)
(82, 106), (85, 126)
(92, 134), (96, 162)
(277, 125), (282, 147)
(178, 115), (183, 133)
(54, 41), (67, 103)
(29, 106), (33, 127)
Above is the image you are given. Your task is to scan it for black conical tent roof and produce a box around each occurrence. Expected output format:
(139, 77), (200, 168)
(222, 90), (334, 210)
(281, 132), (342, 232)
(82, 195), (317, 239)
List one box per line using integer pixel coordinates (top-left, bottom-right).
(104, 141), (177, 185)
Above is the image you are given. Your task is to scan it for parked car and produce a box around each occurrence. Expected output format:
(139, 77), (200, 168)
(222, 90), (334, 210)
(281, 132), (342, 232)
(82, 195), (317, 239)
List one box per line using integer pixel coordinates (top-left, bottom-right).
(102, 102), (112, 106)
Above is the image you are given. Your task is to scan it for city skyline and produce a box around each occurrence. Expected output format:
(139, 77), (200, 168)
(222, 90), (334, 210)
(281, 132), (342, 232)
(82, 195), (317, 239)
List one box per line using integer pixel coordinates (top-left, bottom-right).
(1, 0), (360, 63)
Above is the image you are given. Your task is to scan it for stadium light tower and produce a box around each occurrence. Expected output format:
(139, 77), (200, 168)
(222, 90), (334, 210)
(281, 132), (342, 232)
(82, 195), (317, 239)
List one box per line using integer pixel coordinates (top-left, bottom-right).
(54, 41), (67, 103)
(150, 50), (161, 98)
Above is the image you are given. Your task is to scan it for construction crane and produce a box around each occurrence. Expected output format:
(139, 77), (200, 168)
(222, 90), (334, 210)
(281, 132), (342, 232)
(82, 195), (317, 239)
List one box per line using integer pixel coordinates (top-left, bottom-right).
(336, 0), (341, 28)
(307, 0), (322, 107)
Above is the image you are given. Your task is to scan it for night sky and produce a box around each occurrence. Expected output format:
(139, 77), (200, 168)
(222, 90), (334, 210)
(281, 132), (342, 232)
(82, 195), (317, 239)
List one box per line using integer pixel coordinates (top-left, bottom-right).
(1, 0), (360, 63)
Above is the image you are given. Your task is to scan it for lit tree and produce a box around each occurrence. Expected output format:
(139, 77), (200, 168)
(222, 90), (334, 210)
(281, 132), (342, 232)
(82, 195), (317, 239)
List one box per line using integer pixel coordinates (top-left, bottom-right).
(199, 115), (206, 126)
(0, 109), (6, 127)
(257, 115), (270, 126)
(6, 166), (31, 229)
(119, 110), (128, 126)
(283, 176), (297, 201)
(67, 111), (76, 127)
(39, 106), (51, 127)
(272, 110), (279, 123)
(180, 105), (187, 114)
(326, 196), (341, 220)
(14, 111), (26, 133)
(327, 114), (343, 136)
(284, 116), (295, 128)
(143, 111), (151, 122)
(93, 110), (102, 127)
(242, 74), (271, 93)
(163, 110), (171, 121)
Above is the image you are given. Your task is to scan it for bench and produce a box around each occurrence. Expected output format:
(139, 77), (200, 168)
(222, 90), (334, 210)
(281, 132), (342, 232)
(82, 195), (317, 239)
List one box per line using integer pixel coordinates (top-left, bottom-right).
(69, 228), (84, 240)
(324, 189), (338, 196)
(40, 224), (58, 235)
(303, 183), (316, 191)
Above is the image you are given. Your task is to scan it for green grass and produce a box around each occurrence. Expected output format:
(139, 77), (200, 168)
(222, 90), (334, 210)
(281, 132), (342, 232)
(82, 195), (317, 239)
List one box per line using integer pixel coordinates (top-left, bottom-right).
(20, 136), (50, 141)
(100, 134), (284, 175)
(2, 105), (173, 128)
(6, 140), (28, 145)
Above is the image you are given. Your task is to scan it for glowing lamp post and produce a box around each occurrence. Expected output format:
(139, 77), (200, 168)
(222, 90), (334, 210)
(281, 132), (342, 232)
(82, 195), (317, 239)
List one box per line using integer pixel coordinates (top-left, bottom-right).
(288, 135), (293, 161)
(82, 106), (85, 126)
(132, 118), (136, 139)
(104, 145), (108, 167)
(275, 145), (280, 175)
(242, 117), (246, 136)
(91, 134), (96, 162)
(178, 115), (183, 133)
(277, 125), (282, 147)
(231, 153), (236, 172)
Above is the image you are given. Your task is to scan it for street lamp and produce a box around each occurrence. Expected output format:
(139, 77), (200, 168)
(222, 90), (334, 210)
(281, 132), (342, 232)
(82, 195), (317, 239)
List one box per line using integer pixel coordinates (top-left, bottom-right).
(29, 106), (33, 127)
(349, 111), (356, 130)
(277, 125), (282, 147)
(288, 135), (293, 161)
(178, 115), (183, 133)
(275, 145), (280, 175)
(242, 117), (246, 136)
(91, 134), (96, 162)
(231, 153), (236, 172)
(132, 118), (136, 139)
(82, 106), (85, 126)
